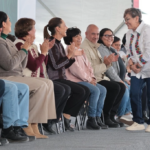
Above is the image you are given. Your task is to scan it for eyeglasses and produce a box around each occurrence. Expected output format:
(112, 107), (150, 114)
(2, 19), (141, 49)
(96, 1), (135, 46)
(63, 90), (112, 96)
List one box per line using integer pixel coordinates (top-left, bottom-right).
(103, 35), (114, 38)
(124, 17), (131, 23)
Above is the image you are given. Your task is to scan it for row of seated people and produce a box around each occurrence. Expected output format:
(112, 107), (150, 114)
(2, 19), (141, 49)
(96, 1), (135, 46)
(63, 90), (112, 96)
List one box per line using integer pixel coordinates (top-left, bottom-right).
(0, 11), (127, 144)
(0, 7), (149, 145)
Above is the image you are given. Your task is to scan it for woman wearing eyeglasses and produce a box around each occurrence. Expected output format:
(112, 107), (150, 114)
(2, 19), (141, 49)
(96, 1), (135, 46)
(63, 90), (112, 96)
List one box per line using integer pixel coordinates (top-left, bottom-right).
(98, 28), (133, 126)
(123, 8), (150, 131)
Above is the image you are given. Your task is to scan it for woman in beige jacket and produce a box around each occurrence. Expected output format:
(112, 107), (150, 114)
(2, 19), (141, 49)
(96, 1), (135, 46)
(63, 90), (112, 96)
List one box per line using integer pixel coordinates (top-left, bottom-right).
(0, 11), (56, 139)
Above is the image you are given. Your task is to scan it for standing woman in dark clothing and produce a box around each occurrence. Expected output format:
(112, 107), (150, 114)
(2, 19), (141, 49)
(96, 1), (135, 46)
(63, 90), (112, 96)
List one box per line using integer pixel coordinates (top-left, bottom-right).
(44, 18), (90, 131)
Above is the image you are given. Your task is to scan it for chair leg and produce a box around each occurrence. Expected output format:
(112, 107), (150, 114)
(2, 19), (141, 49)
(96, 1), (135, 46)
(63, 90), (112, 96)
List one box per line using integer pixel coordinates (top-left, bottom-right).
(55, 123), (60, 134)
(80, 113), (86, 130)
(75, 116), (80, 131)
(61, 114), (65, 133)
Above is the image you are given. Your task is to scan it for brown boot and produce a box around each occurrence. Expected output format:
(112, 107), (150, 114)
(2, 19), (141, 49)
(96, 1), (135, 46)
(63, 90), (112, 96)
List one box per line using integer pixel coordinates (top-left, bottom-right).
(31, 123), (49, 139)
(23, 124), (36, 137)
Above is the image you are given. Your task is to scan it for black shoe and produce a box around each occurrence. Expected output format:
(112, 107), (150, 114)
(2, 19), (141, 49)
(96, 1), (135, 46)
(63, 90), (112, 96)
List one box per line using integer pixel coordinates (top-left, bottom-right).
(1, 126), (29, 142)
(110, 116), (124, 127)
(96, 116), (108, 129)
(86, 117), (100, 130)
(0, 138), (9, 146)
(0, 115), (3, 129)
(64, 117), (74, 132)
(43, 121), (56, 134)
(143, 111), (149, 123)
(105, 118), (120, 128)
(14, 127), (36, 141)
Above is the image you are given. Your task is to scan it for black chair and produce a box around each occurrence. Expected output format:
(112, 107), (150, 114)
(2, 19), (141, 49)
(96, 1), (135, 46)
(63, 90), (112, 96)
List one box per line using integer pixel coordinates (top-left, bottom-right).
(39, 114), (65, 135)
(55, 114), (65, 134)
(75, 101), (105, 130)
(75, 101), (88, 130)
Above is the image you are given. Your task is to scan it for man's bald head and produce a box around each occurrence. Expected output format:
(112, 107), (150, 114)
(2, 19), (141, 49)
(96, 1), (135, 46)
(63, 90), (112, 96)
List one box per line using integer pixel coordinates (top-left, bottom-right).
(85, 24), (99, 44)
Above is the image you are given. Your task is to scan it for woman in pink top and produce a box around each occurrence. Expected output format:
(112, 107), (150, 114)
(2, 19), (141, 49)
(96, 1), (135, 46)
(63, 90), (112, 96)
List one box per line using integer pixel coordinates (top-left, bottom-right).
(64, 28), (107, 130)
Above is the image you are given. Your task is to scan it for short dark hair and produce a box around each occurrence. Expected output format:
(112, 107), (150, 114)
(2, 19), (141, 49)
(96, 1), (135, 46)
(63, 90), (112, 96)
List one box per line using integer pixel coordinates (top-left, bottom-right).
(124, 8), (142, 23)
(98, 28), (113, 45)
(0, 11), (7, 28)
(64, 27), (81, 45)
(7, 34), (16, 42)
(15, 18), (35, 38)
(113, 36), (120, 44)
(44, 17), (62, 39)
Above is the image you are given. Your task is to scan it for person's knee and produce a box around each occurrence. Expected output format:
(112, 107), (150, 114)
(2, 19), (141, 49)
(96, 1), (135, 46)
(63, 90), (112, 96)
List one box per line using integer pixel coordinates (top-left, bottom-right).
(100, 86), (107, 95)
(121, 83), (126, 93)
(6, 82), (18, 92)
(113, 83), (120, 92)
(77, 85), (90, 99)
(64, 85), (71, 96)
(92, 86), (100, 96)
(83, 85), (90, 96)
(22, 84), (29, 92)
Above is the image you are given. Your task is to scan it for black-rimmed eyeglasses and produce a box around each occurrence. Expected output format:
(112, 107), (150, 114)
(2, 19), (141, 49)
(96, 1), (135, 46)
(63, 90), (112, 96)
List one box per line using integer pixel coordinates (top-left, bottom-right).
(103, 35), (114, 38)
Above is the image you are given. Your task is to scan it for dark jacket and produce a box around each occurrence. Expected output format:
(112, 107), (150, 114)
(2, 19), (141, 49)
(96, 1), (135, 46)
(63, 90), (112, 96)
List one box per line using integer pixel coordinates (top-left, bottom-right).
(47, 37), (75, 80)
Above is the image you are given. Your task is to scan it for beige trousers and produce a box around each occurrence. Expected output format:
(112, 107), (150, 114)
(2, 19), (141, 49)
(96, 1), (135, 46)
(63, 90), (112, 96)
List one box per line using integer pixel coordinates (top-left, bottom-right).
(0, 76), (56, 123)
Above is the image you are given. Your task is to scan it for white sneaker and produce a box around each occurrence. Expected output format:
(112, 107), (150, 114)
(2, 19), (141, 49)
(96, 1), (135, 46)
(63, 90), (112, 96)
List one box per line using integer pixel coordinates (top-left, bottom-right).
(120, 114), (133, 121)
(145, 125), (150, 132)
(120, 114), (133, 126)
(126, 122), (145, 131)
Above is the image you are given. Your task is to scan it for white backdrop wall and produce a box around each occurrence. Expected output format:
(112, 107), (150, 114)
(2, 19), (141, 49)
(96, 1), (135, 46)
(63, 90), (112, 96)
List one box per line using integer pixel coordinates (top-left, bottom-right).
(17, 0), (36, 20)
(35, 0), (132, 47)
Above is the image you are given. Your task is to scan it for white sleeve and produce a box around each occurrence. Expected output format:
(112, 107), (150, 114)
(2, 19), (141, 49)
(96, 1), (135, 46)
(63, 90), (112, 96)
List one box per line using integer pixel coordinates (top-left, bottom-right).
(138, 26), (150, 66)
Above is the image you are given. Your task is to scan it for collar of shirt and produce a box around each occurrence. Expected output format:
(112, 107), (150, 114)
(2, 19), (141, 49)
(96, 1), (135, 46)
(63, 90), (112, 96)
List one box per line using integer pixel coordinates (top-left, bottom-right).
(1, 33), (7, 40)
(129, 21), (145, 35)
(50, 36), (61, 43)
(85, 38), (100, 49)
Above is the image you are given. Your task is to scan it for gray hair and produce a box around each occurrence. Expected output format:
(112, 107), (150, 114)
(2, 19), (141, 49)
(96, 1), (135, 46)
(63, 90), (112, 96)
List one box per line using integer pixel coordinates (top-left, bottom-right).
(124, 8), (142, 23)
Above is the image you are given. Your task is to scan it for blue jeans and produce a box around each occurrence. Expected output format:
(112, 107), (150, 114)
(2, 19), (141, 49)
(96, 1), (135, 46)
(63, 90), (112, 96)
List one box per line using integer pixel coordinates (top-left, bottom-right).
(117, 82), (132, 117)
(0, 80), (29, 129)
(130, 76), (150, 124)
(78, 82), (106, 117)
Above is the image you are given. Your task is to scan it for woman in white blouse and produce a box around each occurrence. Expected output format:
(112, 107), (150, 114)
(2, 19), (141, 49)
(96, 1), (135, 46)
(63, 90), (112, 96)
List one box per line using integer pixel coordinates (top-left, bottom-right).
(124, 8), (150, 131)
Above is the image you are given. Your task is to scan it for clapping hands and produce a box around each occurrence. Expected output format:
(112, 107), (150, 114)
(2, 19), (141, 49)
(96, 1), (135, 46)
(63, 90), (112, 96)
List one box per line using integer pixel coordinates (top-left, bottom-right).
(103, 53), (119, 66)
(40, 39), (55, 56)
(21, 36), (34, 51)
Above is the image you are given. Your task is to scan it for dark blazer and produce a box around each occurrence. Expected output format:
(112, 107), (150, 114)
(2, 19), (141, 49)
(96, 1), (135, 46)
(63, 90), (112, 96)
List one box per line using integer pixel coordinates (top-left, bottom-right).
(47, 37), (75, 80)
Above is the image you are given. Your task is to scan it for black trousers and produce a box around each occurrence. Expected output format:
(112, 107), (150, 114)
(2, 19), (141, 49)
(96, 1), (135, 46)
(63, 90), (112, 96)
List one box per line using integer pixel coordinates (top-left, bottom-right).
(55, 79), (90, 117)
(52, 81), (71, 122)
(98, 80), (126, 118)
